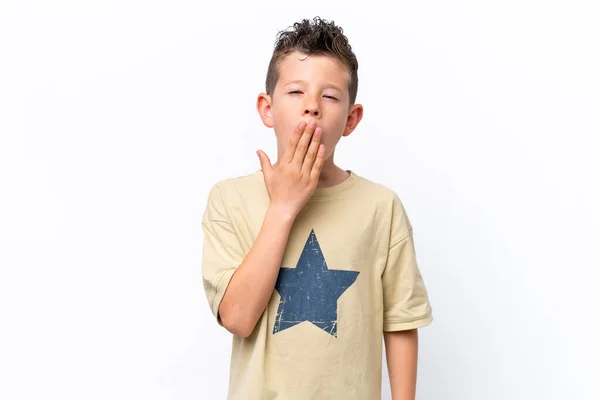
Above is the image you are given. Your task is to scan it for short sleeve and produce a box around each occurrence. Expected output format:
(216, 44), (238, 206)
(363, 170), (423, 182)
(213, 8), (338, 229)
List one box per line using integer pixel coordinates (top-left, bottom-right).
(201, 183), (245, 327)
(381, 195), (433, 331)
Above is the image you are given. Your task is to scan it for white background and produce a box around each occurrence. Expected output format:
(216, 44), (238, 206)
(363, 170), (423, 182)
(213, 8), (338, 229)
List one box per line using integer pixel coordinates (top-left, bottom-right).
(1, 1), (599, 399)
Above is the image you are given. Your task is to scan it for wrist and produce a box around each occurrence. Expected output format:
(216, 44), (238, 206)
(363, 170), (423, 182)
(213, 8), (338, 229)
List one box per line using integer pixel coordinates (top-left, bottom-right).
(267, 203), (297, 223)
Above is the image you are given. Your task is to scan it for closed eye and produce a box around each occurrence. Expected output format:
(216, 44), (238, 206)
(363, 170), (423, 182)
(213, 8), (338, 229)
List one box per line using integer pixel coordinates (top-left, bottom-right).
(288, 91), (338, 100)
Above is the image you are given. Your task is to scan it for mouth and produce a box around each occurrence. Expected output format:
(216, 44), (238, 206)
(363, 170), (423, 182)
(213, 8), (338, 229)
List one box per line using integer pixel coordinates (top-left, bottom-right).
(302, 120), (320, 131)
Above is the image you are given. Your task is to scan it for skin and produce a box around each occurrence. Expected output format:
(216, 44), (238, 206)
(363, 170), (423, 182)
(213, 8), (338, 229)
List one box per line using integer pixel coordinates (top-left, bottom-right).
(384, 329), (419, 400)
(256, 50), (364, 188)
(255, 50), (421, 399)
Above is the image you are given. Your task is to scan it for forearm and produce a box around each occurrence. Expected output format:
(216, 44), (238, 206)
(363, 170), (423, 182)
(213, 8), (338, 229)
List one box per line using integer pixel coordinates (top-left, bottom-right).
(219, 204), (296, 337)
(384, 329), (419, 400)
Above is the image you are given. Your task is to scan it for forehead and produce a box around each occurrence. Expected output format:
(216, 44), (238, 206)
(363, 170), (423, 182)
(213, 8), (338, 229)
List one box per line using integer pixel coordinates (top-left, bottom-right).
(277, 51), (349, 87)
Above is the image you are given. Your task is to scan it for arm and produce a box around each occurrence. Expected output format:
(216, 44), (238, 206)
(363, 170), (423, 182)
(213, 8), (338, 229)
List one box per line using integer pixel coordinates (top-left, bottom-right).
(210, 120), (324, 338)
(383, 328), (419, 400)
(218, 120), (324, 338)
(218, 204), (296, 338)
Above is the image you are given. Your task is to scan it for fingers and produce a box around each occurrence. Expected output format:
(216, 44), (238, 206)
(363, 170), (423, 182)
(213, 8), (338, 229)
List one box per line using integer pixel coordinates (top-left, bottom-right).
(281, 121), (307, 164)
(301, 126), (323, 176)
(309, 143), (326, 183)
(279, 119), (324, 184)
(291, 120), (317, 166)
(256, 150), (273, 178)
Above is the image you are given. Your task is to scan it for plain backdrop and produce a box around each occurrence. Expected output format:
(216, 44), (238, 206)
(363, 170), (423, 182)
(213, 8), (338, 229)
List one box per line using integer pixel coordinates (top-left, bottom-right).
(1, 1), (599, 399)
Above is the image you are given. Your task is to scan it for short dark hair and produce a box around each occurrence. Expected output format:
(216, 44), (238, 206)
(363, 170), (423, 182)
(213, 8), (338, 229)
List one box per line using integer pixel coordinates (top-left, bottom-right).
(265, 17), (359, 106)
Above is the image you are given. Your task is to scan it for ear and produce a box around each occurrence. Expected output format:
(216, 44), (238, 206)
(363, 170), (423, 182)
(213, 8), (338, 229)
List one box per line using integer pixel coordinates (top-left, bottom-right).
(256, 92), (274, 128)
(342, 104), (364, 137)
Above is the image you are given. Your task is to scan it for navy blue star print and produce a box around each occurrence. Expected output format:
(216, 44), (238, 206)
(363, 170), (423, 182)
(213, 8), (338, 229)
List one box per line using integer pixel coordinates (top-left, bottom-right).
(273, 229), (359, 337)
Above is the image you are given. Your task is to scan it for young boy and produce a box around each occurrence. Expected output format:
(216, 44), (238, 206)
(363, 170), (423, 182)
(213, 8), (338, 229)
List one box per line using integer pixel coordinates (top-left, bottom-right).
(201, 17), (433, 400)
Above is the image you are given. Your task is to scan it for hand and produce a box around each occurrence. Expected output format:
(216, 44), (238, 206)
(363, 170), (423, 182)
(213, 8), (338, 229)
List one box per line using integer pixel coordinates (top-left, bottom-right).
(256, 120), (326, 218)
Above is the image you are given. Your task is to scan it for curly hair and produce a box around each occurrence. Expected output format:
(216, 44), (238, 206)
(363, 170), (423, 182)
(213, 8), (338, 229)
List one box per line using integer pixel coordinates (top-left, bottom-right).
(265, 17), (359, 106)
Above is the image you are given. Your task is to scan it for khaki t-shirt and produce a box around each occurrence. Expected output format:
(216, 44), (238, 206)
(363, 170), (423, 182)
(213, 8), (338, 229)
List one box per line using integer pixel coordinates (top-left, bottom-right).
(201, 168), (433, 400)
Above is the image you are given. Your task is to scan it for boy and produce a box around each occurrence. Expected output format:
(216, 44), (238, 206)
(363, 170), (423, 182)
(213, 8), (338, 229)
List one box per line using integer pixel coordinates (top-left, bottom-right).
(201, 17), (433, 400)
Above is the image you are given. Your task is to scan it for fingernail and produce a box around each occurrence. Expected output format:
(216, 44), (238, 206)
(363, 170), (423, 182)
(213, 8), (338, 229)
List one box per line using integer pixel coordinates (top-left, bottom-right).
(298, 121), (306, 129)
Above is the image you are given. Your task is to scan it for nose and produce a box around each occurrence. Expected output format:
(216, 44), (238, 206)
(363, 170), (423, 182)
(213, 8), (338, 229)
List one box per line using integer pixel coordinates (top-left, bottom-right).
(304, 107), (319, 117)
(303, 95), (320, 117)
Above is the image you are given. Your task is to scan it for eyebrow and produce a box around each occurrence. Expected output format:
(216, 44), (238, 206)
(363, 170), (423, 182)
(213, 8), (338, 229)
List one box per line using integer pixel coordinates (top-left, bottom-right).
(283, 80), (343, 92)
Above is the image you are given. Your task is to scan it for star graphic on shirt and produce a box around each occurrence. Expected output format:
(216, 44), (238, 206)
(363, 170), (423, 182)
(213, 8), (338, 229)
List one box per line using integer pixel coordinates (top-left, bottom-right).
(272, 229), (359, 337)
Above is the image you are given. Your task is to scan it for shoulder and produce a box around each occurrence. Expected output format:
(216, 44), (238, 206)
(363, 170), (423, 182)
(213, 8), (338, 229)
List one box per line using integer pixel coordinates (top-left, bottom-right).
(202, 169), (265, 223)
(352, 171), (413, 239)
(211, 168), (261, 187)
(352, 170), (406, 207)
(208, 168), (263, 195)
(204, 168), (267, 211)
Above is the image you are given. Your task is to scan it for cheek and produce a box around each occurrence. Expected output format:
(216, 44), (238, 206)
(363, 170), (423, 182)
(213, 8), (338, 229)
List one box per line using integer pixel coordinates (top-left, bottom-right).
(315, 132), (335, 156)
(272, 115), (297, 140)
